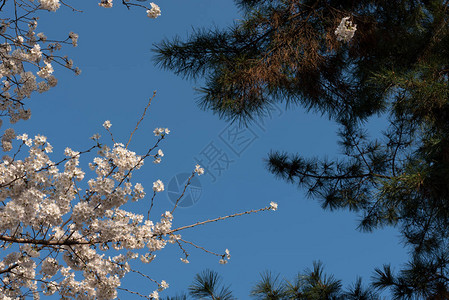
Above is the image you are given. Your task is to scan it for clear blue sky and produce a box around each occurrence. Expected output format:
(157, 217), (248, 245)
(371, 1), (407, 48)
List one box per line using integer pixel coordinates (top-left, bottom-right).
(13, 1), (408, 298)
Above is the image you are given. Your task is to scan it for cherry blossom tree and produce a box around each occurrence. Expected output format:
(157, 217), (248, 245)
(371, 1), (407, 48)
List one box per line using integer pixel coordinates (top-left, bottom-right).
(0, 1), (277, 299)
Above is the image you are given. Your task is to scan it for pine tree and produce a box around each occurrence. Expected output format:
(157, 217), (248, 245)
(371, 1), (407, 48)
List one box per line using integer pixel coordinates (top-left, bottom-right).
(164, 269), (234, 300)
(153, 0), (449, 297)
(250, 262), (378, 299)
(165, 264), (378, 300)
(188, 269), (235, 300)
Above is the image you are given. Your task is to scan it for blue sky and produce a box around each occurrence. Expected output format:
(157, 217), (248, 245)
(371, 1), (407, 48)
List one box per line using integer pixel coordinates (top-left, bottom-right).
(13, 0), (408, 298)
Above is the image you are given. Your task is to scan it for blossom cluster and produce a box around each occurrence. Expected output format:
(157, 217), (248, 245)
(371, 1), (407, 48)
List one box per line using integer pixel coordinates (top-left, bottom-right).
(39, 0), (60, 12)
(147, 3), (161, 19)
(335, 17), (357, 42)
(0, 6), (77, 125)
(0, 116), (261, 299)
(0, 0), (160, 128)
(195, 164), (205, 175)
(153, 127), (170, 136)
(219, 249), (231, 265)
(0, 128), (181, 298)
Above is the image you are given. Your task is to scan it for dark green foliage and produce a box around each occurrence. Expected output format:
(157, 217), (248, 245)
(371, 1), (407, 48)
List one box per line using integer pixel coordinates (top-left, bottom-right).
(250, 262), (378, 299)
(163, 269), (234, 300)
(343, 277), (379, 300)
(153, 0), (449, 297)
(372, 258), (449, 299)
(300, 261), (343, 299)
(153, 1), (390, 123)
(251, 271), (287, 299)
(163, 295), (188, 300)
(166, 265), (378, 300)
(188, 269), (235, 300)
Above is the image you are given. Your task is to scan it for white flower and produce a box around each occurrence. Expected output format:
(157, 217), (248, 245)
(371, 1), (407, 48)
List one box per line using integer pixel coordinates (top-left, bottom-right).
(153, 128), (162, 136)
(180, 258), (189, 264)
(140, 254), (156, 263)
(69, 32), (78, 47)
(44, 143), (53, 153)
(134, 183), (144, 194)
(37, 61), (54, 79)
(269, 201), (278, 211)
(39, 0), (60, 11)
(153, 127), (170, 136)
(17, 133), (32, 146)
(43, 282), (58, 296)
(335, 17), (357, 42)
(38, 81), (50, 93)
(153, 157), (161, 164)
(34, 134), (47, 146)
(2, 140), (12, 152)
(3, 80), (10, 91)
(65, 59), (74, 69)
(219, 259), (228, 265)
(146, 3), (161, 19)
(194, 164), (204, 175)
(37, 32), (47, 42)
(152, 180), (164, 192)
(157, 149), (164, 157)
(47, 75), (58, 87)
(28, 20), (38, 30)
(158, 280), (169, 291)
(149, 290), (159, 299)
(225, 249), (231, 259)
(4, 128), (15, 140)
(103, 120), (112, 130)
(90, 133), (101, 140)
(98, 0), (113, 8)
(64, 147), (79, 157)
(17, 133), (28, 141)
(21, 244), (40, 258)
(30, 44), (42, 61)
(40, 257), (59, 278)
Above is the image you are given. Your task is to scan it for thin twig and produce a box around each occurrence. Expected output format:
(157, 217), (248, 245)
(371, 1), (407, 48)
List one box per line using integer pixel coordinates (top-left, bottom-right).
(179, 239), (221, 257)
(171, 172), (195, 214)
(130, 268), (158, 284)
(126, 91), (157, 149)
(60, 0), (83, 12)
(147, 192), (157, 219)
(175, 239), (190, 259)
(106, 127), (116, 144)
(117, 287), (151, 299)
(169, 206), (272, 234)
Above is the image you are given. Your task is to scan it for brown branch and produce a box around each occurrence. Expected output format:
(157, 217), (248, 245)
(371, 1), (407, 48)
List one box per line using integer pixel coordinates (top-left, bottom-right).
(59, 0), (83, 12)
(117, 287), (151, 299)
(0, 235), (94, 246)
(295, 169), (391, 181)
(171, 172), (195, 214)
(126, 91), (156, 149)
(169, 206), (272, 234)
(147, 192), (156, 219)
(0, 263), (19, 274)
(179, 238), (221, 257)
